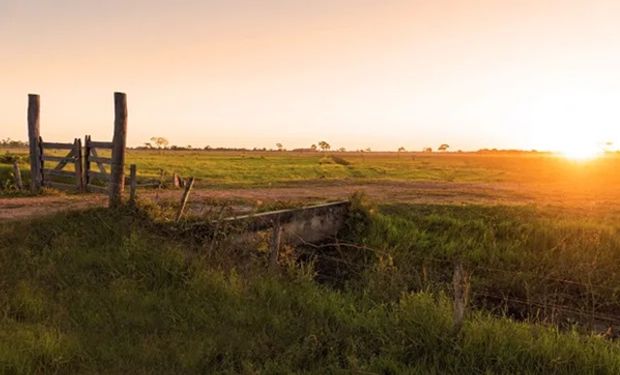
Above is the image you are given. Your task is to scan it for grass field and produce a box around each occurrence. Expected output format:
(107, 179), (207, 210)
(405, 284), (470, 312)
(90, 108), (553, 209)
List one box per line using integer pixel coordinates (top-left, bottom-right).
(4, 147), (620, 187)
(0, 208), (619, 374)
(1, 148), (620, 373)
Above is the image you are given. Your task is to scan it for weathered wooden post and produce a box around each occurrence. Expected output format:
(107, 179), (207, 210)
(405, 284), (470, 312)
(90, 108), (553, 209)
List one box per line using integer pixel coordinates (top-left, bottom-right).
(175, 177), (195, 222)
(109, 92), (128, 207)
(172, 172), (180, 188)
(12, 161), (23, 191)
(452, 260), (470, 334)
(27, 94), (42, 193)
(84, 135), (91, 191)
(74, 138), (84, 192)
(269, 220), (282, 270)
(129, 164), (137, 204)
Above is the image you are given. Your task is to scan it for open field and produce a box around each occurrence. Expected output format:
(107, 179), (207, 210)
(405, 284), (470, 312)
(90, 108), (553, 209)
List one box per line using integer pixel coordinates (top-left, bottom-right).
(3, 148), (620, 202)
(1, 149), (620, 373)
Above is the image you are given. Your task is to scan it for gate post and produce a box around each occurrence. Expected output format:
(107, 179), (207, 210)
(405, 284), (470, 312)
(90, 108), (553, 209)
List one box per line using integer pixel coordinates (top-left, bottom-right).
(27, 94), (42, 193)
(84, 135), (91, 192)
(109, 92), (128, 207)
(74, 138), (84, 192)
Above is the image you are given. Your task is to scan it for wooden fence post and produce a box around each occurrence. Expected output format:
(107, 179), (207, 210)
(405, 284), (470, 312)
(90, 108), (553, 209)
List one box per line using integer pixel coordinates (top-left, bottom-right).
(38, 136), (45, 187)
(452, 260), (470, 334)
(12, 161), (23, 191)
(74, 138), (83, 192)
(269, 220), (282, 270)
(109, 92), (128, 207)
(129, 164), (137, 204)
(27, 94), (42, 193)
(84, 135), (91, 191)
(175, 177), (195, 222)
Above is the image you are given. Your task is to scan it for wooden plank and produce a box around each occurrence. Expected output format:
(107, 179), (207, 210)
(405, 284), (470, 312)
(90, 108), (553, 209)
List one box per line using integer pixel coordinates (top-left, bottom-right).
(46, 181), (78, 191)
(90, 156), (112, 164)
(41, 142), (74, 150)
(42, 155), (75, 163)
(87, 184), (108, 193)
(42, 169), (75, 178)
(88, 171), (110, 181)
(90, 141), (114, 149)
(175, 177), (195, 222)
(109, 92), (127, 208)
(90, 148), (108, 174)
(28, 94), (42, 193)
(53, 149), (76, 171)
(135, 182), (160, 188)
(219, 201), (350, 232)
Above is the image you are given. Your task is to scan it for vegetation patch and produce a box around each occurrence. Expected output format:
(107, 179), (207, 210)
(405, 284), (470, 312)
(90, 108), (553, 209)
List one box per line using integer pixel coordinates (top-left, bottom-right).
(0, 207), (619, 373)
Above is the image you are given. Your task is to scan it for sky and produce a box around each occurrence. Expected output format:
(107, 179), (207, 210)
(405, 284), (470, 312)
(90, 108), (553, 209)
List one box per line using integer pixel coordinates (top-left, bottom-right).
(2, 0), (620, 151)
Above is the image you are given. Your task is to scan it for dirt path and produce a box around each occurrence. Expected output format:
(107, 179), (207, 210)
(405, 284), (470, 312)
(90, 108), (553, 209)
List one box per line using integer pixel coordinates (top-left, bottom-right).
(1, 180), (617, 221)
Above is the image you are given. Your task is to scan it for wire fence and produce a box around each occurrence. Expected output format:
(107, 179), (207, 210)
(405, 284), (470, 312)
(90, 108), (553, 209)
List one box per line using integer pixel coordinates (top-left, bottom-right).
(293, 237), (620, 327)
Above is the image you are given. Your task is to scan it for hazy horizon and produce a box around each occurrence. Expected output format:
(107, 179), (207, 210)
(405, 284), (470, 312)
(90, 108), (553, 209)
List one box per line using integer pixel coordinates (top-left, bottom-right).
(2, 0), (620, 153)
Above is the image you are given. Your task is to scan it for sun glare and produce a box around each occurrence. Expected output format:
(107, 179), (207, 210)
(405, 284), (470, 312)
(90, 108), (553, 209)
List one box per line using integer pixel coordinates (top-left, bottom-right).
(560, 145), (603, 161)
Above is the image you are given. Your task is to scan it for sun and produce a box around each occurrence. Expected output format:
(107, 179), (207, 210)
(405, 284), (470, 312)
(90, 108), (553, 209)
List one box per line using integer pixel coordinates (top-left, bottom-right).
(559, 144), (603, 161)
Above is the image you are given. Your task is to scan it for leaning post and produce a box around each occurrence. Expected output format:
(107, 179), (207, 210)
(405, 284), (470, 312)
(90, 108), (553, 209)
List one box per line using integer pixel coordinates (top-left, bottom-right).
(27, 94), (42, 193)
(109, 92), (128, 207)
(175, 177), (195, 222)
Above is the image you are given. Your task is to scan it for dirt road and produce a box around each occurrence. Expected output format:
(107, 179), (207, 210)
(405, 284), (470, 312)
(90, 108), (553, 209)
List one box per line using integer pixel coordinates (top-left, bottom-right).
(1, 180), (617, 222)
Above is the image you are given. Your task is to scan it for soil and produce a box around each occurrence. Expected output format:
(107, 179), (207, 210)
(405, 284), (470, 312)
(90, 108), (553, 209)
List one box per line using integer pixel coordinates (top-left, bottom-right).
(1, 180), (618, 222)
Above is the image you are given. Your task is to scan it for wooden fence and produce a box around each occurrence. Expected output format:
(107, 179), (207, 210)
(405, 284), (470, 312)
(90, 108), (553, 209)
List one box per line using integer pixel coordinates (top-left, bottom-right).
(84, 135), (113, 193)
(27, 92), (128, 207)
(39, 138), (83, 192)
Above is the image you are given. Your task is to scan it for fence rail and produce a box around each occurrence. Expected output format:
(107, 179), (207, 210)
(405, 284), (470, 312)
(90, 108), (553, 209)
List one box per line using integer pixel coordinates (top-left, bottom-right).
(38, 137), (83, 192)
(25, 92), (165, 205)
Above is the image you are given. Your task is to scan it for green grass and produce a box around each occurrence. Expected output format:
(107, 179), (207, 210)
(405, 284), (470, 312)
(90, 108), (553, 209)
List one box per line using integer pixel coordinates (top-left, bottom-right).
(4, 148), (620, 190)
(0, 208), (619, 374)
(350, 203), (620, 327)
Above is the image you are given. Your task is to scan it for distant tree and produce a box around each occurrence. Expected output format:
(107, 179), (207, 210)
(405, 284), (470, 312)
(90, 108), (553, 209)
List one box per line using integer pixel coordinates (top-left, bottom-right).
(398, 146), (406, 152)
(318, 141), (331, 151)
(438, 144), (450, 152)
(365, 147), (372, 152)
(338, 147), (346, 152)
(204, 145), (212, 150)
(150, 137), (169, 149)
(144, 142), (153, 149)
(0, 138), (27, 148)
(423, 147), (433, 153)
(276, 143), (284, 151)
(187, 145), (192, 149)
(310, 144), (318, 151)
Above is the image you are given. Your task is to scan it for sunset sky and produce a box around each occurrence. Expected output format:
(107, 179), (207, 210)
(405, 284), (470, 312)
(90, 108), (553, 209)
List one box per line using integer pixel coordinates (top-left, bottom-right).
(2, 0), (620, 151)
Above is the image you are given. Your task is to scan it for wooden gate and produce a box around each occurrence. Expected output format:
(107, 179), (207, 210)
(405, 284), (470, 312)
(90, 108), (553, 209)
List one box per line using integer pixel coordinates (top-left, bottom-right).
(27, 92), (128, 207)
(40, 137), (83, 192)
(84, 135), (114, 193)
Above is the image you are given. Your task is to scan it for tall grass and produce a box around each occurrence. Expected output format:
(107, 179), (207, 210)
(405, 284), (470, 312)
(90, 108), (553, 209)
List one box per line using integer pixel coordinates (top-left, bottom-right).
(0, 208), (619, 373)
(354, 203), (620, 328)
